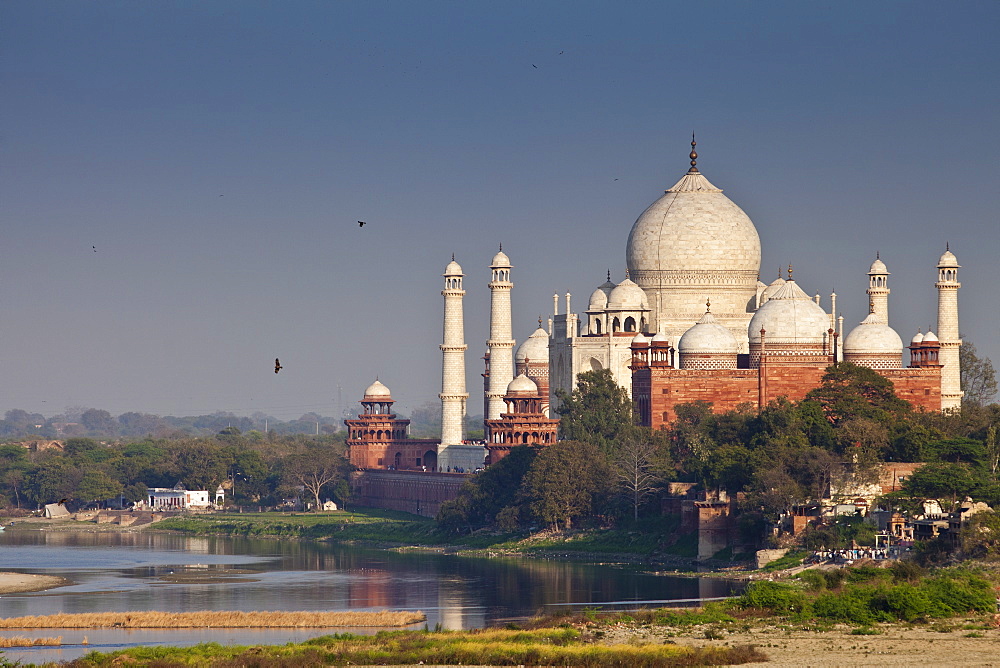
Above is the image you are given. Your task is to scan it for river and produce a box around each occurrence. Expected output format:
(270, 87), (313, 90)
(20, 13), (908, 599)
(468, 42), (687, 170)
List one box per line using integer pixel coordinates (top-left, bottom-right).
(0, 528), (739, 663)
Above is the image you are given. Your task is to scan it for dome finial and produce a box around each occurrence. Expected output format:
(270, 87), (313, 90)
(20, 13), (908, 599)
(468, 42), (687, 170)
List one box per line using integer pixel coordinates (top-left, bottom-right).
(451, 252), (455, 261)
(706, 298), (711, 313)
(778, 266), (783, 279)
(624, 267), (630, 280)
(607, 269), (611, 282)
(787, 263), (794, 281)
(869, 298), (875, 314)
(687, 133), (699, 174)
(946, 241), (950, 251)
(499, 242), (502, 252)
(538, 315), (543, 327)
(876, 250), (880, 260)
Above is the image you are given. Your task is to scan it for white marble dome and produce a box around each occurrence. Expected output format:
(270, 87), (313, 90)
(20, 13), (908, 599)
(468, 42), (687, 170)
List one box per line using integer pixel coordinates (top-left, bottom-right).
(844, 313), (904, 354)
(444, 259), (463, 275)
(678, 311), (739, 354)
(748, 280), (830, 345)
(589, 287), (609, 310)
(938, 249), (959, 267)
(651, 331), (670, 343)
(923, 331), (939, 342)
(631, 332), (648, 345)
(911, 331), (925, 345)
(506, 373), (538, 395)
(491, 250), (511, 267)
(515, 327), (549, 364)
(760, 276), (786, 303)
(364, 379), (392, 399)
(607, 278), (648, 309)
(869, 257), (888, 274)
(626, 171), (761, 276)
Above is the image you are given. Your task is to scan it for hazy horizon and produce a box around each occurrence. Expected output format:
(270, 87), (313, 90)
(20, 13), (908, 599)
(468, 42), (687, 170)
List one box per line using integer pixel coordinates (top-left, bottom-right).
(3, 2), (998, 420)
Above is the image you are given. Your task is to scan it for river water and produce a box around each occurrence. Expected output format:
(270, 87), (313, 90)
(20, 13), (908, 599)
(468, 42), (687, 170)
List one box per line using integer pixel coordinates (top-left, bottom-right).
(0, 529), (739, 663)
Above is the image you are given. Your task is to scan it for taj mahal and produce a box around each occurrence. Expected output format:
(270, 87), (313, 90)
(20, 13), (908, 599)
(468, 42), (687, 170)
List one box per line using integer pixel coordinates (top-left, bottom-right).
(346, 139), (961, 475)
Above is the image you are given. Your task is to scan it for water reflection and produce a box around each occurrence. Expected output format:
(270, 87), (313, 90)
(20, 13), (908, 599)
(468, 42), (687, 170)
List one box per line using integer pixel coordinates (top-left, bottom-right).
(0, 530), (740, 662)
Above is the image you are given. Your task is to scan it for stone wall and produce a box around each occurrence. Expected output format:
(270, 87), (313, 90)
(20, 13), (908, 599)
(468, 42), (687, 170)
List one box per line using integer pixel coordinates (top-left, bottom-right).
(350, 470), (469, 518)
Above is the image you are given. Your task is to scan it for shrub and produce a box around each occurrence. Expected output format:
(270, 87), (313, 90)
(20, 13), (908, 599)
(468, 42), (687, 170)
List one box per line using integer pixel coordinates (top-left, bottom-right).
(883, 584), (933, 621)
(737, 581), (807, 613)
(812, 589), (877, 625)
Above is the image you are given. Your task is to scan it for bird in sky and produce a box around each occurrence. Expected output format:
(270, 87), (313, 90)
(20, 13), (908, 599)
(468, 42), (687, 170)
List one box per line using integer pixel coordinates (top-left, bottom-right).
(92, 246), (97, 252)
(274, 358), (283, 374)
(532, 64), (538, 68)
(358, 221), (366, 227)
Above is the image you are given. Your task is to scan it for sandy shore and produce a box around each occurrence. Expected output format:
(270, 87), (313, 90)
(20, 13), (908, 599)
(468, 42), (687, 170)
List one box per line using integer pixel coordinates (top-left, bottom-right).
(0, 572), (70, 594)
(602, 621), (1000, 667)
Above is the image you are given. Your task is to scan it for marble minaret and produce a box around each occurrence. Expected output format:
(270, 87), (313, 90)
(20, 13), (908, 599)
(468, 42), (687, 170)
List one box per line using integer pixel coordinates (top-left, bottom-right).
(867, 253), (890, 325)
(439, 257), (468, 448)
(936, 246), (963, 410)
(486, 248), (515, 420)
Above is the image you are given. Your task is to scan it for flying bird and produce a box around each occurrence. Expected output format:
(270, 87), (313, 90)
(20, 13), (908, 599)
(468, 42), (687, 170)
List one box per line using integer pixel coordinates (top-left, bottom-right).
(274, 358), (283, 374)
(92, 246), (97, 252)
(358, 220), (366, 227)
(532, 64), (538, 68)
(58, 498), (68, 505)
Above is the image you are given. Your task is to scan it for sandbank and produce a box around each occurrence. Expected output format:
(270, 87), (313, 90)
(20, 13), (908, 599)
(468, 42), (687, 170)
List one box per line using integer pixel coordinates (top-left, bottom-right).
(0, 572), (70, 594)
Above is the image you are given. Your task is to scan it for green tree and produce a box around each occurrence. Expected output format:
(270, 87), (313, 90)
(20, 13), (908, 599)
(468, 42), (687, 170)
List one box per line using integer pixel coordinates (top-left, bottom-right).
(806, 362), (912, 430)
(80, 408), (117, 436)
(283, 446), (348, 511)
(76, 470), (123, 507)
(437, 445), (538, 532)
(555, 369), (633, 453)
(902, 462), (981, 507)
(521, 440), (610, 530)
(961, 341), (998, 407)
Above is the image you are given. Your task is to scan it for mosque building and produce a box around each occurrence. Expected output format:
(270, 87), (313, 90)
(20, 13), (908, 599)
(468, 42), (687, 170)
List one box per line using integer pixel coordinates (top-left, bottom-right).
(347, 140), (961, 473)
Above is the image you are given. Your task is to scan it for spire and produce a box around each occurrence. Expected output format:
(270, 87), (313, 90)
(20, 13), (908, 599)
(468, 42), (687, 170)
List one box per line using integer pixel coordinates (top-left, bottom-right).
(624, 268), (630, 280)
(705, 298), (711, 313)
(787, 263), (794, 281)
(451, 252), (455, 261)
(607, 269), (611, 282)
(876, 250), (880, 260)
(499, 242), (502, 251)
(687, 133), (699, 174)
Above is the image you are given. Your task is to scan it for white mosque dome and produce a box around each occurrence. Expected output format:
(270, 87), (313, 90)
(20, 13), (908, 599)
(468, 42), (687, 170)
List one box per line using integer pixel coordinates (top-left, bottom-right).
(506, 373), (538, 395)
(363, 379), (392, 399)
(910, 331), (925, 345)
(748, 279), (830, 345)
(515, 327), (549, 364)
(760, 276), (786, 302)
(626, 169), (761, 277)
(588, 286), (609, 310)
(491, 249), (511, 267)
(444, 259), (463, 275)
(678, 311), (739, 354)
(631, 332), (649, 345)
(651, 331), (670, 343)
(607, 278), (648, 309)
(843, 313), (903, 355)
(868, 257), (888, 274)
(922, 331), (939, 342)
(937, 249), (959, 267)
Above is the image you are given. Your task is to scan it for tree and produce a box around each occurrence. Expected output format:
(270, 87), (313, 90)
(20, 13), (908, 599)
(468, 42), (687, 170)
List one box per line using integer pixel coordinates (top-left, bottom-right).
(437, 445), (538, 532)
(961, 341), (998, 407)
(613, 428), (670, 521)
(80, 409), (117, 436)
(901, 462), (981, 507)
(283, 446), (348, 511)
(806, 362), (911, 428)
(521, 440), (610, 530)
(76, 470), (123, 507)
(555, 368), (634, 453)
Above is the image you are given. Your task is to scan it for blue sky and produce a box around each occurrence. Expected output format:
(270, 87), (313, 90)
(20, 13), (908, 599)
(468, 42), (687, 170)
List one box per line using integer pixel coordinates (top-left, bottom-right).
(2, 1), (998, 421)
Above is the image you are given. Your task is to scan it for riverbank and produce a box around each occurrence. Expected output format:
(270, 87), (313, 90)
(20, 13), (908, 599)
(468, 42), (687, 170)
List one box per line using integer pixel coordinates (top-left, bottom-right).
(0, 572), (69, 594)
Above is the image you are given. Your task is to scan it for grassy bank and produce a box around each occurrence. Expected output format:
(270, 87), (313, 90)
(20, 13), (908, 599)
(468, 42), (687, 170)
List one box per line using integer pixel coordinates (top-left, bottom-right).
(63, 627), (767, 667)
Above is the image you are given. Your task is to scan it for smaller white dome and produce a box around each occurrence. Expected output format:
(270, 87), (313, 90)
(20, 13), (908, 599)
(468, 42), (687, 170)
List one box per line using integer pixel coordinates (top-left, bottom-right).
(910, 331), (924, 344)
(843, 313), (903, 354)
(515, 327), (549, 364)
(444, 259), (463, 276)
(678, 311), (739, 354)
(760, 276), (786, 303)
(631, 332), (648, 345)
(868, 257), (888, 274)
(588, 287), (609, 310)
(364, 379), (392, 399)
(607, 278), (648, 309)
(506, 373), (538, 395)
(937, 249), (959, 267)
(491, 250), (511, 267)
(748, 279), (831, 345)
(651, 331), (670, 343)
(922, 331), (939, 342)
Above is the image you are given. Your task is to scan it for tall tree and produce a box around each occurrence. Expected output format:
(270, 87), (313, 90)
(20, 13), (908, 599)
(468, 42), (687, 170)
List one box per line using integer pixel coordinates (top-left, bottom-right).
(613, 428), (670, 520)
(283, 446), (348, 511)
(521, 440), (610, 530)
(555, 368), (633, 453)
(961, 341), (998, 407)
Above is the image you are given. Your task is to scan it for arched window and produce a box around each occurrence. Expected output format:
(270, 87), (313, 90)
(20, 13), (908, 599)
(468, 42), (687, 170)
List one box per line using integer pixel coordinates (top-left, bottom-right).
(612, 317), (621, 332)
(589, 357), (603, 371)
(594, 318), (602, 335)
(624, 316), (636, 332)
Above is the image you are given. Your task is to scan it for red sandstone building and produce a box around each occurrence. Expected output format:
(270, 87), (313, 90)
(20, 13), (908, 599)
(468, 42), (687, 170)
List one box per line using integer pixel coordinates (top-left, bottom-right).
(344, 380), (439, 471)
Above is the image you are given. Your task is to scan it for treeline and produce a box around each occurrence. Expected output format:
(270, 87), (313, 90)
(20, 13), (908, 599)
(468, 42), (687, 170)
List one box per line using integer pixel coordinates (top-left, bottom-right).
(0, 430), (351, 512)
(438, 364), (1000, 539)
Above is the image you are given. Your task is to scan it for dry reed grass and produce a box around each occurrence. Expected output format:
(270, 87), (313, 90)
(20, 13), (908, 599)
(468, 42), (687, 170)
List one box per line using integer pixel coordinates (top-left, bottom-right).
(0, 635), (62, 647)
(0, 610), (424, 629)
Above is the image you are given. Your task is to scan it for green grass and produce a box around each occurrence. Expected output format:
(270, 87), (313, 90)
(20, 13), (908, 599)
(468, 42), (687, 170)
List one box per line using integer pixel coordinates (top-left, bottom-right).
(760, 549), (808, 572)
(64, 627), (768, 667)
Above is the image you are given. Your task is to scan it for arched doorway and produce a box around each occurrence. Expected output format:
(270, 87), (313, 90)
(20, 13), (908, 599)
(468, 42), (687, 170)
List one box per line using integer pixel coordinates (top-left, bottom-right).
(393, 452), (402, 469)
(423, 450), (437, 472)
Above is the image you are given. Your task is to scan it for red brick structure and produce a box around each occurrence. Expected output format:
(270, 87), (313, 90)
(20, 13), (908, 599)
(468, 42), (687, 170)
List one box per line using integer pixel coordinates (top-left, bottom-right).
(484, 373), (560, 464)
(631, 283), (943, 429)
(345, 380), (439, 471)
(350, 470), (470, 518)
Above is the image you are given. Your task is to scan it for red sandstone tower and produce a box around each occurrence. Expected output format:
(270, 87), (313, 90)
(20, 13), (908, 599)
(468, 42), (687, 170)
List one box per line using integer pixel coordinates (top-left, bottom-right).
(484, 373), (560, 465)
